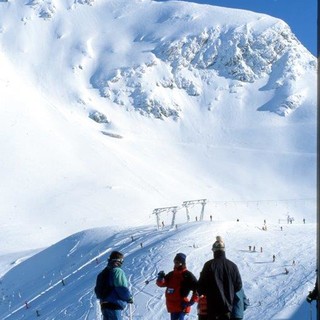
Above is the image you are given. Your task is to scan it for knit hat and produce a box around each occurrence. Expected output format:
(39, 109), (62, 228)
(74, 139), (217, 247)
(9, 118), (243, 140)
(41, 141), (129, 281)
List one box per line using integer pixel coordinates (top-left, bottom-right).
(174, 253), (186, 265)
(212, 236), (225, 251)
(109, 251), (124, 262)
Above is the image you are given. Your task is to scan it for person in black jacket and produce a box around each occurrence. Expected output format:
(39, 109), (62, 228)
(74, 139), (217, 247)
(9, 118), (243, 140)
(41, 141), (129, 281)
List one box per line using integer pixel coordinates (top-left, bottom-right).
(198, 236), (242, 320)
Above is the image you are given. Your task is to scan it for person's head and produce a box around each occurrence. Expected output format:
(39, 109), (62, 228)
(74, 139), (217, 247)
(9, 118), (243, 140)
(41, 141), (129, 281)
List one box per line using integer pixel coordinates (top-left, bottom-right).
(108, 251), (124, 267)
(173, 253), (186, 269)
(211, 236), (225, 252)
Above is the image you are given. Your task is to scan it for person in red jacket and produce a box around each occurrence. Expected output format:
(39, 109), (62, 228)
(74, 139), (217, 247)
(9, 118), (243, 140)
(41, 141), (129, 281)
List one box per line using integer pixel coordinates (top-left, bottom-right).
(156, 253), (198, 320)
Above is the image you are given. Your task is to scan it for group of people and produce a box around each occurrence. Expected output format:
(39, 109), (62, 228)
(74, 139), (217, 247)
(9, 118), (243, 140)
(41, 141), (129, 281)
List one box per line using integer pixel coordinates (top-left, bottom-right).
(156, 236), (248, 320)
(95, 235), (249, 320)
(94, 236), (319, 320)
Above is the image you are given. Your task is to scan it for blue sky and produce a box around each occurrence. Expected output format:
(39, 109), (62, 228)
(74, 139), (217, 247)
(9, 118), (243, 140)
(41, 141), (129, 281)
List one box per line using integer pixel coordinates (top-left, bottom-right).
(162, 0), (317, 56)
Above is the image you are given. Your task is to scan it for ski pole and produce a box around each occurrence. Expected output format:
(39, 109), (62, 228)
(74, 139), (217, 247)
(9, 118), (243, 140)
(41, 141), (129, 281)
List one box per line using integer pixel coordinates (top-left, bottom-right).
(145, 276), (157, 285)
(128, 303), (133, 320)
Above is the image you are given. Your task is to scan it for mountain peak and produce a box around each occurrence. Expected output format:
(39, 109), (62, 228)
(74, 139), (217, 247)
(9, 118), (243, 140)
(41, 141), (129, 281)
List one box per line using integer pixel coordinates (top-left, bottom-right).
(0, 0), (315, 119)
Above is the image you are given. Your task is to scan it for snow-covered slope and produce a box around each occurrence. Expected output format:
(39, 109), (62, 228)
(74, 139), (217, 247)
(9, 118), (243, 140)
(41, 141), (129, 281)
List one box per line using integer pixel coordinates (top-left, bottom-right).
(0, 1), (317, 318)
(0, 0), (316, 252)
(1, 0), (316, 117)
(0, 220), (317, 319)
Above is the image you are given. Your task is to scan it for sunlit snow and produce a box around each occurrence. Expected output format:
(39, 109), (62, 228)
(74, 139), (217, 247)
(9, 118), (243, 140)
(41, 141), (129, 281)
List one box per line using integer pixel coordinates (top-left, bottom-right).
(0, 0), (317, 319)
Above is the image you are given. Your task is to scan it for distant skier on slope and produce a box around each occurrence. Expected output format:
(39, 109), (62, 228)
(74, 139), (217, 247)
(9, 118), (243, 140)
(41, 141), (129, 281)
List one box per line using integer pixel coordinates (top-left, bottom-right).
(94, 251), (133, 320)
(156, 253), (198, 320)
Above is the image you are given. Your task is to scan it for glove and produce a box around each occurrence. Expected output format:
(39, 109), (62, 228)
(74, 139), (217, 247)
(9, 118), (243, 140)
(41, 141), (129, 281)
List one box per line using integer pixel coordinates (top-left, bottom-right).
(127, 298), (134, 304)
(157, 271), (165, 280)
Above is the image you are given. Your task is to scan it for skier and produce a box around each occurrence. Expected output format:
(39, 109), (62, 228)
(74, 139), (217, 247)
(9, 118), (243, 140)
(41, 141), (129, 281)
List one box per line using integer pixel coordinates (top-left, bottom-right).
(272, 255), (276, 262)
(198, 236), (242, 320)
(94, 251), (133, 320)
(156, 253), (198, 320)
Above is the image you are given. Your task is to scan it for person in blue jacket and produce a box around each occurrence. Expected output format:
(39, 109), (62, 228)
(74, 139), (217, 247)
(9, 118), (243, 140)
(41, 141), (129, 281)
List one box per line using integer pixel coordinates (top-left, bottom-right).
(231, 287), (249, 320)
(95, 251), (133, 320)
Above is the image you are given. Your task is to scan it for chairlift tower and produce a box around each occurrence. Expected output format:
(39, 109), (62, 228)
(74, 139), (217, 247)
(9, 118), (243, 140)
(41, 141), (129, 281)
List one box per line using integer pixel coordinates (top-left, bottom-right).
(153, 206), (178, 229)
(182, 199), (207, 221)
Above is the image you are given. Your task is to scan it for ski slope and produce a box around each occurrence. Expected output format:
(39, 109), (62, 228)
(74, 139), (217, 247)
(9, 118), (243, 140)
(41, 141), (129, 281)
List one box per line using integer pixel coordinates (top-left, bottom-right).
(0, 218), (317, 319)
(0, 0), (317, 319)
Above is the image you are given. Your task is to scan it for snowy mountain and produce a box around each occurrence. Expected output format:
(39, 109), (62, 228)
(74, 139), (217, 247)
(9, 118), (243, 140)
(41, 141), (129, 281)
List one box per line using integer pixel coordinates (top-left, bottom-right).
(0, 0), (317, 317)
(0, 0), (316, 250)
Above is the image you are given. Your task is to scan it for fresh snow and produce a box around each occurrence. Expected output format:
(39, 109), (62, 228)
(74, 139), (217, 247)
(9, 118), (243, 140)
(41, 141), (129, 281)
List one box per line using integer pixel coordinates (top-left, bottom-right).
(0, 0), (317, 319)
(0, 220), (317, 319)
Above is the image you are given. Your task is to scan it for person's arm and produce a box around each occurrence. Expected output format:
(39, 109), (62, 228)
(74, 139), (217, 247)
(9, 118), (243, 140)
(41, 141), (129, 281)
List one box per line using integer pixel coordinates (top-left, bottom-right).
(189, 272), (199, 303)
(182, 271), (199, 306)
(198, 263), (209, 296)
(113, 268), (132, 302)
(233, 264), (243, 293)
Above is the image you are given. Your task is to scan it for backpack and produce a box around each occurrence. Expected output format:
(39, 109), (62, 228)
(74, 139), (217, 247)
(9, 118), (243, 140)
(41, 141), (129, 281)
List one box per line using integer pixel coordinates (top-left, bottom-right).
(94, 267), (113, 299)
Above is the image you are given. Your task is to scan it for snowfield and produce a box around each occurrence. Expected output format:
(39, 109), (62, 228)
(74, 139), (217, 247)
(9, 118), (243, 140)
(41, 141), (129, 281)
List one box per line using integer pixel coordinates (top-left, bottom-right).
(0, 219), (317, 319)
(0, 0), (317, 319)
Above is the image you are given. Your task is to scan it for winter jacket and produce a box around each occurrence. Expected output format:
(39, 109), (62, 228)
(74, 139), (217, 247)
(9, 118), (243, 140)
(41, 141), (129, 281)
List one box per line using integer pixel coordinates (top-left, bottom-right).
(156, 266), (198, 313)
(197, 295), (208, 316)
(231, 287), (249, 319)
(198, 251), (242, 318)
(96, 263), (132, 310)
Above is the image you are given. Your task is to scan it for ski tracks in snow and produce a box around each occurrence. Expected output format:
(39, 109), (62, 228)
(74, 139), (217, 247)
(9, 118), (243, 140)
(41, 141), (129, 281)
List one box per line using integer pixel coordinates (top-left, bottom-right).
(0, 222), (316, 319)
